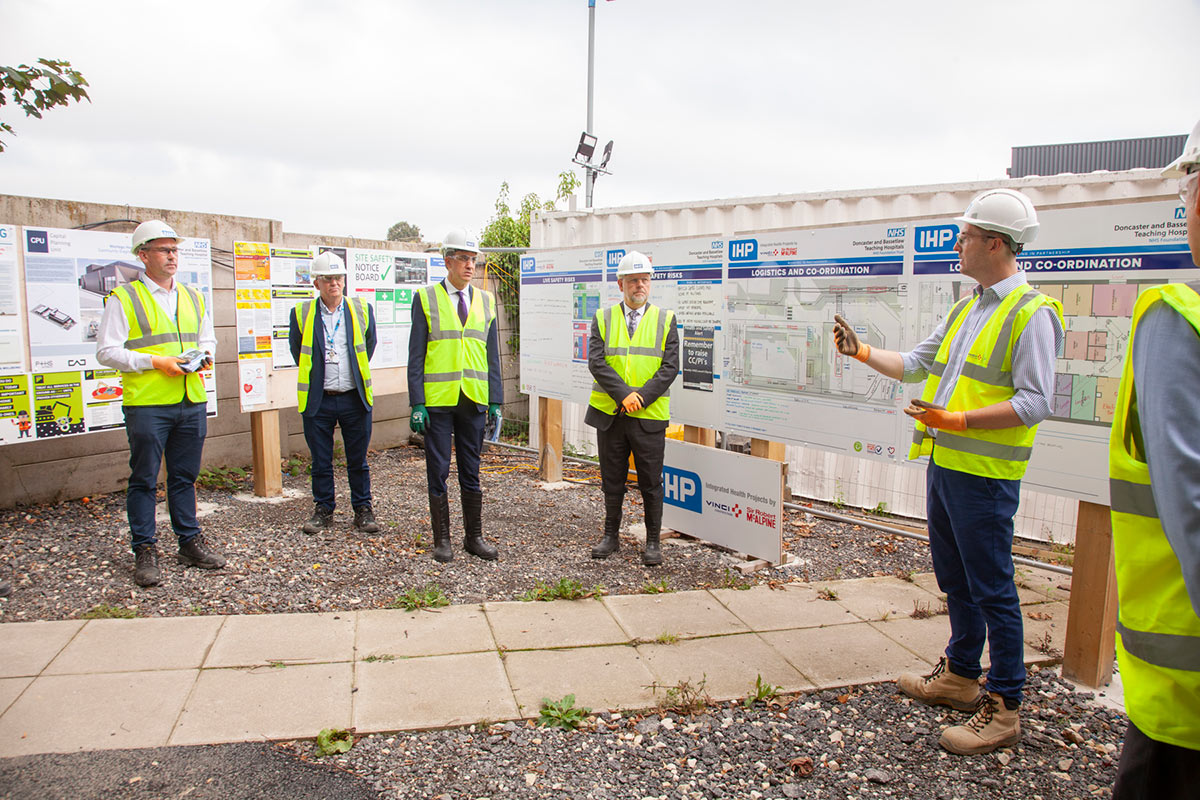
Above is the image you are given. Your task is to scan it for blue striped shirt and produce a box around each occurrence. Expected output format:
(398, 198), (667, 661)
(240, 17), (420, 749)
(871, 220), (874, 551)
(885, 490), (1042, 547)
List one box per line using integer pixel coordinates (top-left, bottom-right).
(901, 272), (1064, 427)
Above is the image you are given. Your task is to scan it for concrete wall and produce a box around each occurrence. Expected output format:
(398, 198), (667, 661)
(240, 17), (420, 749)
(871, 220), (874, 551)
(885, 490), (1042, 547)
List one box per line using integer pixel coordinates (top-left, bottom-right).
(0, 194), (461, 508)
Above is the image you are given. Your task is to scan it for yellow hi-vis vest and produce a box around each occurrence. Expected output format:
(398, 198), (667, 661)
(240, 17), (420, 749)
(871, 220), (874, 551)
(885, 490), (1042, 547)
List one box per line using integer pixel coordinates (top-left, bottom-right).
(295, 298), (373, 413)
(1109, 281), (1200, 751)
(110, 280), (207, 406)
(417, 283), (495, 407)
(908, 284), (1063, 479)
(588, 303), (674, 421)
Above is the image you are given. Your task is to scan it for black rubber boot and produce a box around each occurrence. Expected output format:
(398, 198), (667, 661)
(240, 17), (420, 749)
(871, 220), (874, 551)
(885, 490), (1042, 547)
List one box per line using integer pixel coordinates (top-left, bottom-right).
(642, 491), (663, 566)
(429, 492), (453, 563)
(461, 489), (498, 560)
(591, 493), (624, 559)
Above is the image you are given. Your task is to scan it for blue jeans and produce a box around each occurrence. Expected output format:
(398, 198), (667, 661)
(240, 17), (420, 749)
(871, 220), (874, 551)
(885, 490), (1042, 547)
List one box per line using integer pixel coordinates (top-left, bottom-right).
(424, 392), (485, 497)
(926, 459), (1025, 703)
(302, 391), (373, 510)
(123, 403), (207, 551)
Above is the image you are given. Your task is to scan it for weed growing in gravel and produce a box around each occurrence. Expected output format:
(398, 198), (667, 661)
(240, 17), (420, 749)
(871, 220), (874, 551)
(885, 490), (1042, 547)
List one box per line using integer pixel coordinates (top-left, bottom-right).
(196, 465), (248, 491)
(314, 727), (354, 756)
(537, 694), (590, 729)
(653, 632), (679, 645)
(911, 598), (949, 619)
(81, 604), (137, 619)
(390, 584), (450, 611)
(640, 577), (673, 594)
(895, 568), (916, 583)
(282, 455), (309, 477)
(649, 676), (712, 713)
(871, 501), (890, 517)
(1035, 631), (1061, 658)
(743, 674), (781, 708)
(817, 587), (839, 601)
(520, 578), (604, 602)
(718, 568), (752, 591)
(363, 654), (396, 663)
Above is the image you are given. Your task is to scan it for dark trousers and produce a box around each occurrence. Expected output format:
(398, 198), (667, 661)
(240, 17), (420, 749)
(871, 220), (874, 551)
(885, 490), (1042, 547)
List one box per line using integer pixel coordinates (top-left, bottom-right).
(926, 459), (1025, 703)
(425, 392), (485, 497)
(302, 391), (373, 510)
(123, 403), (207, 551)
(1114, 721), (1200, 799)
(596, 413), (665, 503)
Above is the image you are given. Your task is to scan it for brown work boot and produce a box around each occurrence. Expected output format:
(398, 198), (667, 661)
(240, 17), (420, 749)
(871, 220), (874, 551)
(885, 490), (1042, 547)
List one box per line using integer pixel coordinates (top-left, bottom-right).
(133, 544), (161, 587)
(897, 657), (982, 711)
(940, 692), (1021, 755)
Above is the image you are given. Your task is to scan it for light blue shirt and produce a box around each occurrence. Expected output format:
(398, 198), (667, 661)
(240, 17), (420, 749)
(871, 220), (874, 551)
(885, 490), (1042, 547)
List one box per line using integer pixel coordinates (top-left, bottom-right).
(320, 300), (355, 393)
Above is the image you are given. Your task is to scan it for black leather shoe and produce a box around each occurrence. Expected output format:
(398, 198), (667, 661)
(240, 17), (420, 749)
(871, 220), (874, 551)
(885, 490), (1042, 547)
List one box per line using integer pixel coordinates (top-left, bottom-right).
(177, 535), (226, 570)
(302, 505), (334, 535)
(354, 506), (380, 533)
(134, 544), (161, 587)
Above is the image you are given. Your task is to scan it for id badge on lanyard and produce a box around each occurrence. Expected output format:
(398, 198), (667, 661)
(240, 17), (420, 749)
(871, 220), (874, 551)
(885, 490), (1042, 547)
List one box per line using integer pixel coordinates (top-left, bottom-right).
(325, 306), (342, 364)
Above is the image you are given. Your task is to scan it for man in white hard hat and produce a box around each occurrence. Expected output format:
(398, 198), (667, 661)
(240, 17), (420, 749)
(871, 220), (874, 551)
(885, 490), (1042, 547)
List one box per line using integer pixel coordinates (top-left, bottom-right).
(97, 220), (224, 587)
(833, 189), (1064, 755)
(585, 251), (679, 566)
(1110, 121), (1200, 799)
(407, 229), (503, 562)
(289, 251), (379, 535)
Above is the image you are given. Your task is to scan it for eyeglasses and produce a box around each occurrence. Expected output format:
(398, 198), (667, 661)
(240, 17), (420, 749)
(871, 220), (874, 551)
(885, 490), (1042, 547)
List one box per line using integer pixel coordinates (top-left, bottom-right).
(956, 232), (999, 246)
(1181, 169), (1199, 210)
(142, 246), (179, 255)
(447, 253), (477, 264)
(315, 275), (345, 283)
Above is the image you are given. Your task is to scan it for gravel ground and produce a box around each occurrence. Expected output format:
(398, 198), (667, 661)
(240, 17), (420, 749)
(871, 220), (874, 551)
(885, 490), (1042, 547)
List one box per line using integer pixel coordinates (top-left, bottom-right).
(0, 442), (1123, 799)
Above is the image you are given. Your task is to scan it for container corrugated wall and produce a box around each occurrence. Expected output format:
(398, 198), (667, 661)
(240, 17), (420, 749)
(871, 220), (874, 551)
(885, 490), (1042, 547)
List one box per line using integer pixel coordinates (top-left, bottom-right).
(1008, 135), (1187, 178)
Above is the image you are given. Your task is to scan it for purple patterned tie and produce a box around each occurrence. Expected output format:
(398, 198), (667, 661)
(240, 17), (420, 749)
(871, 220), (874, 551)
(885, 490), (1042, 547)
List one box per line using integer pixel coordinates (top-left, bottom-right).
(458, 290), (468, 325)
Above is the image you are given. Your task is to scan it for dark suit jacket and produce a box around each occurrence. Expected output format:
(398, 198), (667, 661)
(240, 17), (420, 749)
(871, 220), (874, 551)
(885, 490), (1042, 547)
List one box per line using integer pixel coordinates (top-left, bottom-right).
(289, 298), (377, 418)
(406, 282), (503, 412)
(585, 302), (680, 433)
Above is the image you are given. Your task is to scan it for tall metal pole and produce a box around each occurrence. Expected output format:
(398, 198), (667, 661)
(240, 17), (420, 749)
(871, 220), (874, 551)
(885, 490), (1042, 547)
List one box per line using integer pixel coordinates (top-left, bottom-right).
(585, 0), (596, 208)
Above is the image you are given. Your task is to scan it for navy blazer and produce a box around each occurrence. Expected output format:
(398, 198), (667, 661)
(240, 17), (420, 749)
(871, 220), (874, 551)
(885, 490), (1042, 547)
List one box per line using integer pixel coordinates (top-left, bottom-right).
(289, 299), (377, 417)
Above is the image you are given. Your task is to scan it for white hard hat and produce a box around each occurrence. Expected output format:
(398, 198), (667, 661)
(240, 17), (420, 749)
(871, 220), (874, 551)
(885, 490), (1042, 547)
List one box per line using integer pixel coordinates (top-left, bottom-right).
(954, 189), (1040, 247)
(616, 251), (654, 277)
(1163, 119), (1200, 178)
(311, 251), (347, 276)
(441, 228), (481, 256)
(130, 220), (183, 254)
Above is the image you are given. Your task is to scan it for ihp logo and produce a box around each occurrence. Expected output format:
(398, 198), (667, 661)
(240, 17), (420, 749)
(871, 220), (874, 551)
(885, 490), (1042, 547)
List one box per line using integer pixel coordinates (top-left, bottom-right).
(520, 256), (536, 273)
(663, 465), (701, 513)
(26, 229), (49, 253)
(606, 249), (626, 268)
(728, 239), (757, 261)
(913, 225), (958, 252)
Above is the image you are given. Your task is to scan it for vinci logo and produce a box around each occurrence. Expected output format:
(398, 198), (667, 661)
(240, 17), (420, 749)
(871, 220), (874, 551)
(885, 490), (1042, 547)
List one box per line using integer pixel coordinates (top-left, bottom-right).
(25, 230), (49, 253)
(663, 466), (701, 513)
(606, 249), (626, 268)
(520, 256), (536, 273)
(913, 225), (958, 252)
(728, 239), (757, 261)
(706, 500), (742, 519)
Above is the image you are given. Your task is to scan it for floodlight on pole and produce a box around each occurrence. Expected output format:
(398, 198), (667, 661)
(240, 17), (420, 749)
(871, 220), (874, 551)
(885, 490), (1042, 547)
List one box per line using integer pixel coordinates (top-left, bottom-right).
(575, 0), (614, 208)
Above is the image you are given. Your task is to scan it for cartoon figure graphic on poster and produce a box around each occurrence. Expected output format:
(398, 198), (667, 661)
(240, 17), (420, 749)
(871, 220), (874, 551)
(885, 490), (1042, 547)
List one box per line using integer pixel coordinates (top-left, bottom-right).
(13, 409), (31, 438)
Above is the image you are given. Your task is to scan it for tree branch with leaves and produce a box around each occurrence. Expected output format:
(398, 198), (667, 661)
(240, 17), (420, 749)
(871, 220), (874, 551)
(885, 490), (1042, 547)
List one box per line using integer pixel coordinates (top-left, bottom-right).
(0, 59), (91, 152)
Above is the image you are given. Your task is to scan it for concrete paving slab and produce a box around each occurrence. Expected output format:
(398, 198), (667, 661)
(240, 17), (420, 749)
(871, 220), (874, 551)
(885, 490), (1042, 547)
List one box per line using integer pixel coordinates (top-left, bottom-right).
(865, 616), (951, 665)
(761, 622), (929, 689)
(709, 584), (860, 631)
(46, 616), (224, 675)
(503, 645), (658, 716)
(1015, 568), (1072, 603)
(357, 605), (494, 659)
(0, 670), (196, 756)
(911, 572), (943, 598)
(1022, 600), (1069, 661)
(602, 591), (749, 641)
(170, 662), (352, 746)
(637, 633), (814, 702)
(484, 598), (628, 651)
(812, 576), (940, 622)
(0, 620), (84, 678)
(205, 612), (355, 667)
(354, 651), (517, 732)
(0, 677), (32, 716)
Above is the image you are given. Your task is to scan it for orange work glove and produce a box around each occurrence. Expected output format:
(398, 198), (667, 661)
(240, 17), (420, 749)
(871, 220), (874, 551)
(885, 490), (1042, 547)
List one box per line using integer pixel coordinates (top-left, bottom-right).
(904, 399), (967, 431)
(621, 392), (644, 413)
(832, 314), (871, 363)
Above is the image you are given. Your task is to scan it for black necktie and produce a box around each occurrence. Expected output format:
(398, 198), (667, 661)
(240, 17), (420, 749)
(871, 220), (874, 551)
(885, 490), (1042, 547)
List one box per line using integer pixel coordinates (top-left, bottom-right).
(458, 290), (468, 325)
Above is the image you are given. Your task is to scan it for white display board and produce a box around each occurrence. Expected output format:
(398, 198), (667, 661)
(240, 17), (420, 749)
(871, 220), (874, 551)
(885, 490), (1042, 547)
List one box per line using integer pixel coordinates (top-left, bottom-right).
(662, 438), (784, 564)
(521, 198), (1196, 503)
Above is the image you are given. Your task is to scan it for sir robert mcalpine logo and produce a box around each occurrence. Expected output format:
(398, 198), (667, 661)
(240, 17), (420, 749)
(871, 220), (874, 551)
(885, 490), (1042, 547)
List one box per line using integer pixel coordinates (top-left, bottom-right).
(745, 506), (777, 529)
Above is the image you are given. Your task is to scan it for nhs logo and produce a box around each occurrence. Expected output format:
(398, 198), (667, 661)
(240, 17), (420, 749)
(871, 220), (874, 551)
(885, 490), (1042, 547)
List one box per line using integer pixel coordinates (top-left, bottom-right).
(520, 256), (536, 273)
(728, 239), (757, 261)
(663, 466), (701, 513)
(26, 229), (49, 253)
(914, 225), (958, 252)
(606, 249), (626, 268)
(886, 227), (906, 238)
(1177, 207), (1187, 220)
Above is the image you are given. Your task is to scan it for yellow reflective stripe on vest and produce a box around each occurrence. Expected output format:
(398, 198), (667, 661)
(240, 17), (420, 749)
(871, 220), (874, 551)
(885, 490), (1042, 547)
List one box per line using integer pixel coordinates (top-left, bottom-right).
(419, 284), (492, 406)
(113, 280), (206, 406)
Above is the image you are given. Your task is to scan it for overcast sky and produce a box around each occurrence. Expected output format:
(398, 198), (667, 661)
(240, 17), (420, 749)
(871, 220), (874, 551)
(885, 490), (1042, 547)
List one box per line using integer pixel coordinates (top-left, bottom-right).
(2, 0), (1198, 244)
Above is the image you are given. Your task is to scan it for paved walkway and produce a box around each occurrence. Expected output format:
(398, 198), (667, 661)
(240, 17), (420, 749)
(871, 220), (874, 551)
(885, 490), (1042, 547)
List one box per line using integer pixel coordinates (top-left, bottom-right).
(0, 572), (1075, 757)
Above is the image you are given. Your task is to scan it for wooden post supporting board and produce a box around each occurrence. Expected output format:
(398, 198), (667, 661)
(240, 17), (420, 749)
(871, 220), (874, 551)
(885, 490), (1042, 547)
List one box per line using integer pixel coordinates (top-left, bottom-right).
(538, 396), (563, 483)
(750, 437), (789, 501)
(250, 408), (283, 498)
(683, 425), (716, 447)
(1062, 500), (1119, 687)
